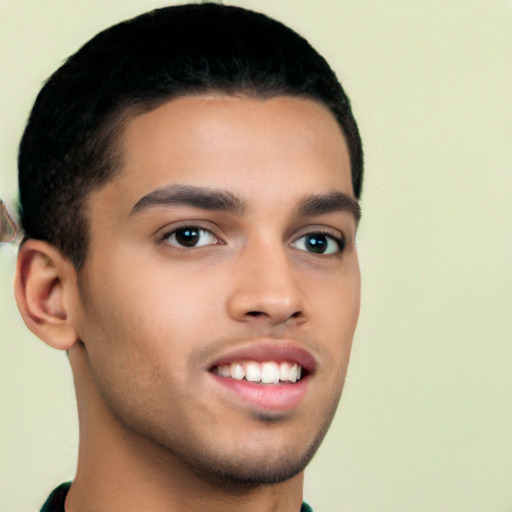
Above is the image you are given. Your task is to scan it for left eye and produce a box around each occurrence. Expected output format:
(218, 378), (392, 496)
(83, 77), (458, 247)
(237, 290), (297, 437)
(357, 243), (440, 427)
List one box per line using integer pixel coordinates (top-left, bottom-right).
(165, 227), (218, 248)
(291, 232), (344, 255)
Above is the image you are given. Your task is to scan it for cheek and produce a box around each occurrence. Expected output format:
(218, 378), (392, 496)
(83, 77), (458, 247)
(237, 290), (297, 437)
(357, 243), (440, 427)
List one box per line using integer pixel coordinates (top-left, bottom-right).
(98, 265), (225, 375)
(342, 255), (362, 323)
(97, 250), (217, 315)
(318, 258), (360, 316)
(138, 267), (223, 329)
(80, 248), (226, 363)
(309, 262), (361, 351)
(77, 286), (183, 409)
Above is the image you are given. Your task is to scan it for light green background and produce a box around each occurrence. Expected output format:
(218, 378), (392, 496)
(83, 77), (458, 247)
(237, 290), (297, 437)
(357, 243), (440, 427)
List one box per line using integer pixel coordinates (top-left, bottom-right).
(1, 1), (511, 511)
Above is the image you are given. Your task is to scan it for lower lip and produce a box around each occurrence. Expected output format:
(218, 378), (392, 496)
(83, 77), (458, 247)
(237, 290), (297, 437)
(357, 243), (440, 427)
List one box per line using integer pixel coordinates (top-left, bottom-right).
(209, 373), (309, 412)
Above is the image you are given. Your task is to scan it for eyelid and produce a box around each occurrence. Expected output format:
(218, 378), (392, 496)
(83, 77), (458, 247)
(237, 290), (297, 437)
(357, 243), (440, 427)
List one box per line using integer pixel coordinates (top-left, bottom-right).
(291, 225), (345, 243)
(290, 226), (346, 255)
(157, 221), (225, 245)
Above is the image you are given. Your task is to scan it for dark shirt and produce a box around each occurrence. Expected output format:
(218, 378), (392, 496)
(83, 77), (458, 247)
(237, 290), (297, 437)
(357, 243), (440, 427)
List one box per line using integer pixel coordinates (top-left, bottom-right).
(40, 482), (68, 512)
(40, 482), (314, 511)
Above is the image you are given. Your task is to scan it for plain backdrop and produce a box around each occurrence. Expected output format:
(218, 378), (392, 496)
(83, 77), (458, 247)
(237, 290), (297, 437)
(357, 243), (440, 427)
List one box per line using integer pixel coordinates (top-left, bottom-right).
(1, 1), (511, 511)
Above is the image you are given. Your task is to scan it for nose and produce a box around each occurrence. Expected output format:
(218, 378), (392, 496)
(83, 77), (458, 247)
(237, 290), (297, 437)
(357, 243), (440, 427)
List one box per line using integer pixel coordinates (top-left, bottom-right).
(226, 239), (306, 326)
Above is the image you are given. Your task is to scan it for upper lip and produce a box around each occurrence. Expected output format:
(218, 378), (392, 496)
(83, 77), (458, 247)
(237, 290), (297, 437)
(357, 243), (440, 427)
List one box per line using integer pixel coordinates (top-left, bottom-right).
(207, 340), (317, 375)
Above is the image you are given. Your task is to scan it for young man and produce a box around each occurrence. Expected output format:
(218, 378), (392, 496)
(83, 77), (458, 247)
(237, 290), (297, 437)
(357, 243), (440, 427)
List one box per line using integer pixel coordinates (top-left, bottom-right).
(14, 3), (363, 511)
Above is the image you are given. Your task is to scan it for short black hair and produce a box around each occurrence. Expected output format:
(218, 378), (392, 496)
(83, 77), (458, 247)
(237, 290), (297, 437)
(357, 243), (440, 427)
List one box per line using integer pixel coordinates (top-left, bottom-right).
(18, 2), (363, 269)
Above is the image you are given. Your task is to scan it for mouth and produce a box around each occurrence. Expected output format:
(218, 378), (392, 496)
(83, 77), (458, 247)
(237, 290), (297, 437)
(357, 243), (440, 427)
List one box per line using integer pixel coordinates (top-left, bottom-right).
(211, 361), (306, 384)
(207, 342), (315, 412)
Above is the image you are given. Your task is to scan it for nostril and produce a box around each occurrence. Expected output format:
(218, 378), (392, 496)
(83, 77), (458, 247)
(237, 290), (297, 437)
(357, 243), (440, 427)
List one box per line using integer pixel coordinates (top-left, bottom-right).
(246, 311), (265, 317)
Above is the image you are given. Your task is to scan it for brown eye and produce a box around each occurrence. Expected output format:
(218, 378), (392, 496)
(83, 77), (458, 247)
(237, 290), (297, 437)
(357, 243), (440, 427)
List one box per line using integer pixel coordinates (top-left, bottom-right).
(292, 232), (345, 255)
(165, 227), (218, 248)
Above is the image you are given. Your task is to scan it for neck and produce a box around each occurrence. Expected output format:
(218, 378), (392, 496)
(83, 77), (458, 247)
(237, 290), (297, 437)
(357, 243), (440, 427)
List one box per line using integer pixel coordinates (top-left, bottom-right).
(66, 345), (304, 512)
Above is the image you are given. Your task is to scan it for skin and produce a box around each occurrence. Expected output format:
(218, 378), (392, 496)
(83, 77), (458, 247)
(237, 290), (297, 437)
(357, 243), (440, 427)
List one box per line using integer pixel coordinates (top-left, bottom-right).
(16, 95), (360, 512)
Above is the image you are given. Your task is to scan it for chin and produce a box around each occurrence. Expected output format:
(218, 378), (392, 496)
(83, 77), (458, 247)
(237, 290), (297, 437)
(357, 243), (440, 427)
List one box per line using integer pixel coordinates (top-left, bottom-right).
(185, 444), (316, 492)
(173, 402), (338, 493)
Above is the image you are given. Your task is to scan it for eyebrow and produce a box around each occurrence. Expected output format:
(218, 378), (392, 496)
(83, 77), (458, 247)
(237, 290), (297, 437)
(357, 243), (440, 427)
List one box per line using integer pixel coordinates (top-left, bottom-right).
(295, 192), (361, 222)
(130, 184), (360, 222)
(130, 184), (246, 216)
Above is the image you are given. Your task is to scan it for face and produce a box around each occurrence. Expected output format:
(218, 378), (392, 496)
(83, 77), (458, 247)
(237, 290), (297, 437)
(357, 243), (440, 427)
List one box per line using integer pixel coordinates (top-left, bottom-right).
(74, 95), (360, 487)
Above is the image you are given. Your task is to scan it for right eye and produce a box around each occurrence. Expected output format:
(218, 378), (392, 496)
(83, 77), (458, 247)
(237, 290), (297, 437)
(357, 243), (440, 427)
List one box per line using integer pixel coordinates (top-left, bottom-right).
(164, 226), (220, 248)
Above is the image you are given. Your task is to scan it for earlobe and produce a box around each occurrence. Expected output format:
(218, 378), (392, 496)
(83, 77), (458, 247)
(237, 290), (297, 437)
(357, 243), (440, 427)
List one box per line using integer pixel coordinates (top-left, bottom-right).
(14, 239), (79, 351)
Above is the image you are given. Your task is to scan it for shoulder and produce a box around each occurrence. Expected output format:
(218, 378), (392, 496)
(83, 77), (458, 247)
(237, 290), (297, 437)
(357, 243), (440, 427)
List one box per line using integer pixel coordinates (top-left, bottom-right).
(39, 482), (71, 512)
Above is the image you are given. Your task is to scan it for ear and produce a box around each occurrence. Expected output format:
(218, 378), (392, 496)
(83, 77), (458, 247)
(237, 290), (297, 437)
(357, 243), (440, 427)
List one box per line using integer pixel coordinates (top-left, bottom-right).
(14, 239), (79, 351)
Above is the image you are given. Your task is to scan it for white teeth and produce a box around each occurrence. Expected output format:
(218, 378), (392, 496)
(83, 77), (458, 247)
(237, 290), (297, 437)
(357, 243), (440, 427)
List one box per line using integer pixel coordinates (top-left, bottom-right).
(245, 362), (262, 382)
(279, 362), (295, 382)
(261, 362), (280, 384)
(216, 361), (302, 384)
(219, 365), (231, 378)
(230, 362), (245, 380)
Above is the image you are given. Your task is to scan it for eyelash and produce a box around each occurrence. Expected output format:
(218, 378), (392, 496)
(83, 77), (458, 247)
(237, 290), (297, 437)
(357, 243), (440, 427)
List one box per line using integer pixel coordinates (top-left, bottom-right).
(162, 224), (223, 248)
(161, 225), (346, 255)
(291, 230), (346, 256)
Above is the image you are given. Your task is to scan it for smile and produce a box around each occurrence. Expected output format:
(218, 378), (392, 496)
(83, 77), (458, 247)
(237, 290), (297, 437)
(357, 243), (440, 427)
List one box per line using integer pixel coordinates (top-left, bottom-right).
(207, 342), (315, 412)
(213, 361), (302, 384)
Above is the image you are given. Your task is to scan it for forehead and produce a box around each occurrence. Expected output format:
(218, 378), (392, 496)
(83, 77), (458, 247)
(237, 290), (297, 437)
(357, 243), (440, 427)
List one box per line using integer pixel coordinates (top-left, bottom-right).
(94, 95), (354, 219)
